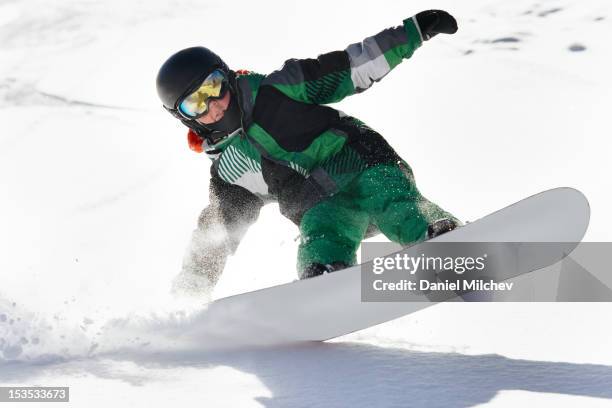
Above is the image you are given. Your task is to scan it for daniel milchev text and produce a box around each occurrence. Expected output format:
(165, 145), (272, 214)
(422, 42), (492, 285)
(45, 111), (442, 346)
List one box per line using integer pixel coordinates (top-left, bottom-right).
(370, 253), (515, 293)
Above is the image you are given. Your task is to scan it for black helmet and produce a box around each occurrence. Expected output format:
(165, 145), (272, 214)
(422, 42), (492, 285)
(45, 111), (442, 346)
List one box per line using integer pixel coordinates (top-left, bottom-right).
(156, 46), (230, 110)
(156, 46), (244, 147)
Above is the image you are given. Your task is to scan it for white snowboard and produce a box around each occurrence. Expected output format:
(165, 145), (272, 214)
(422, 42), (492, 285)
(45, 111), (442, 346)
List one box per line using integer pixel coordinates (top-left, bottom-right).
(178, 187), (590, 350)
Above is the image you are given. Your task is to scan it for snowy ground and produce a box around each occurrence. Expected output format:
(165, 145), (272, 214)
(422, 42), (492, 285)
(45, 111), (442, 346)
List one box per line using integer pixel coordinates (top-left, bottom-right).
(1, 0), (612, 406)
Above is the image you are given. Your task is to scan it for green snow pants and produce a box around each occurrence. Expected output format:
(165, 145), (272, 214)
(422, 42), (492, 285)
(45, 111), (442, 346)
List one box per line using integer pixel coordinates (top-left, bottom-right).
(297, 162), (457, 277)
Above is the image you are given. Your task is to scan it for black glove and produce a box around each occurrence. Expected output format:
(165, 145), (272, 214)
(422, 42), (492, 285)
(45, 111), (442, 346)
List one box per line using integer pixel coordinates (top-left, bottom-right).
(415, 10), (458, 41)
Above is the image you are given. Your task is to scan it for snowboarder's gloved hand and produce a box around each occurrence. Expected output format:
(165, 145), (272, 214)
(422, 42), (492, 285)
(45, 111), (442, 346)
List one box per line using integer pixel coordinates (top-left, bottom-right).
(415, 10), (458, 41)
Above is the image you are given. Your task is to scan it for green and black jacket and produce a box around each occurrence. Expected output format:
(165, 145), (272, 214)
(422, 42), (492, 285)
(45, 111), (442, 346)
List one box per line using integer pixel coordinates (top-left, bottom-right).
(185, 17), (425, 278)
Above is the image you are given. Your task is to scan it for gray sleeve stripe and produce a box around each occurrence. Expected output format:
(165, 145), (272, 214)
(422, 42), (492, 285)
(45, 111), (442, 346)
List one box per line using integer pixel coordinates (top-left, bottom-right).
(345, 24), (411, 92)
(346, 36), (391, 92)
(372, 25), (409, 54)
(346, 35), (384, 68)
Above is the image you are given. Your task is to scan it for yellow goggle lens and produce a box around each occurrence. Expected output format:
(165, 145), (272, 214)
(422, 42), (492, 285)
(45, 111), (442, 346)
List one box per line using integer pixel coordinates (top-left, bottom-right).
(178, 70), (226, 118)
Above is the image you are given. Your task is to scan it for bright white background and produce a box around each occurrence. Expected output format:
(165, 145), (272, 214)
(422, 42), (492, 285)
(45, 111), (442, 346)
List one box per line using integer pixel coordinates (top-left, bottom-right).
(1, 0), (611, 406)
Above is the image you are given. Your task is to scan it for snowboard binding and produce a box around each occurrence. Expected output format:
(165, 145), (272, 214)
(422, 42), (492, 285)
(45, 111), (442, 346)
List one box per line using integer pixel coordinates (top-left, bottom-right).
(300, 262), (349, 280)
(427, 218), (459, 239)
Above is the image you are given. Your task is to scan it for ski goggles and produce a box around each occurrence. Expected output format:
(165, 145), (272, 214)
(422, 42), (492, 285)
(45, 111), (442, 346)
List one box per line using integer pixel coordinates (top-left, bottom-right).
(177, 69), (228, 119)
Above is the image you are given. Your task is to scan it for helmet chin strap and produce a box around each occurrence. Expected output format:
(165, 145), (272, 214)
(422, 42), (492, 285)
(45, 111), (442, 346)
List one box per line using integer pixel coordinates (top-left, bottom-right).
(202, 127), (242, 160)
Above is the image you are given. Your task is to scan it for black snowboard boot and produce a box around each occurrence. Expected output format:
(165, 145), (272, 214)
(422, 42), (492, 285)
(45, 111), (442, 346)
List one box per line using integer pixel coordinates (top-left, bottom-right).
(427, 218), (459, 239)
(300, 262), (349, 280)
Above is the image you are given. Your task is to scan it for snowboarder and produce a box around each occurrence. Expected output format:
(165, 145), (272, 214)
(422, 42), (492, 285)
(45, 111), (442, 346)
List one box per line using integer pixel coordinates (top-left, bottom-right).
(156, 10), (461, 295)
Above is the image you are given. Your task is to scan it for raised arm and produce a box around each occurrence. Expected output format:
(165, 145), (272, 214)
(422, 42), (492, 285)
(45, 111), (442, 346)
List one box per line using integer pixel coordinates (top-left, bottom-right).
(262, 10), (457, 105)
